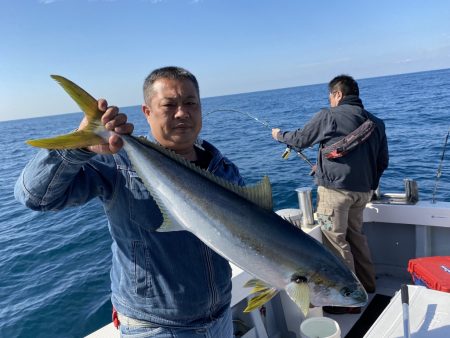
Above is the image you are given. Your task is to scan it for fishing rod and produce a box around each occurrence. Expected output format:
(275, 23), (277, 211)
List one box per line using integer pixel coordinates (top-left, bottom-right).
(205, 109), (271, 129)
(432, 130), (449, 203)
(205, 109), (315, 171)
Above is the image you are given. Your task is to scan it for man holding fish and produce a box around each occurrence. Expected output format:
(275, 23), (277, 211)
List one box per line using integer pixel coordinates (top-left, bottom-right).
(16, 67), (368, 337)
(15, 67), (244, 337)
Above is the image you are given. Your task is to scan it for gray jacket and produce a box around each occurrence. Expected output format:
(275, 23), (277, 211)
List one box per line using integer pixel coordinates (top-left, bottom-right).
(277, 95), (389, 192)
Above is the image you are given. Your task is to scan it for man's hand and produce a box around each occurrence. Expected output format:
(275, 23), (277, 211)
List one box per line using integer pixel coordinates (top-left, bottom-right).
(78, 99), (134, 154)
(271, 128), (281, 141)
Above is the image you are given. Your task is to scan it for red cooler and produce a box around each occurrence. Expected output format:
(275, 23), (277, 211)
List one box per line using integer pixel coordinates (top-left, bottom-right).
(408, 256), (450, 293)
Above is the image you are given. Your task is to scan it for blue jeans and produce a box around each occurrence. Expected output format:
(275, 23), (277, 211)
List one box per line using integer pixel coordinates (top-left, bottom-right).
(119, 308), (233, 338)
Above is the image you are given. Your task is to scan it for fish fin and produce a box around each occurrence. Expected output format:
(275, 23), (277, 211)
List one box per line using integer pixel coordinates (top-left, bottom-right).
(244, 278), (271, 289)
(26, 75), (107, 150)
(240, 176), (273, 211)
(243, 288), (278, 313)
(26, 129), (104, 150)
(243, 278), (266, 288)
(155, 205), (185, 232)
(132, 137), (274, 210)
(285, 281), (310, 317)
(156, 218), (185, 232)
(244, 279), (273, 294)
(130, 172), (184, 233)
(50, 75), (101, 122)
(243, 279), (278, 312)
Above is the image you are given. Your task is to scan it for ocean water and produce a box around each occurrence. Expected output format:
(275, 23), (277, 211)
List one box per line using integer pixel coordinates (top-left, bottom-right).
(1, 68), (449, 337)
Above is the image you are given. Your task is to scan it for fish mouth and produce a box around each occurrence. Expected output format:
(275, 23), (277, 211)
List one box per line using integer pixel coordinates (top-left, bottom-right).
(349, 287), (368, 306)
(309, 283), (368, 307)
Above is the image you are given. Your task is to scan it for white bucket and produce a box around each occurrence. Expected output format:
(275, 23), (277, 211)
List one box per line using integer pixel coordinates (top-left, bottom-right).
(300, 317), (341, 338)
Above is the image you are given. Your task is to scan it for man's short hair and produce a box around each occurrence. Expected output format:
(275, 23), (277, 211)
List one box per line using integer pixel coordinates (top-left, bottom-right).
(328, 75), (359, 97)
(143, 66), (200, 104)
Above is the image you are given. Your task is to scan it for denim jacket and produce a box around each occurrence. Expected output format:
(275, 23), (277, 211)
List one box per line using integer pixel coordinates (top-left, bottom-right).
(15, 138), (245, 327)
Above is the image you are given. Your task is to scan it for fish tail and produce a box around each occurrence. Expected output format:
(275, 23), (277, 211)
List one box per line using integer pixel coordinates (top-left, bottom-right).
(26, 75), (105, 149)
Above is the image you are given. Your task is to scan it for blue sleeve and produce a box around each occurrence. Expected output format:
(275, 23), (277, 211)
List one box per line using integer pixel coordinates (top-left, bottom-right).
(232, 165), (246, 187)
(14, 148), (116, 211)
(220, 157), (246, 187)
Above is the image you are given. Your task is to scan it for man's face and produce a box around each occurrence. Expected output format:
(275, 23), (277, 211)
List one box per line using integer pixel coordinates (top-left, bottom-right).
(142, 78), (202, 153)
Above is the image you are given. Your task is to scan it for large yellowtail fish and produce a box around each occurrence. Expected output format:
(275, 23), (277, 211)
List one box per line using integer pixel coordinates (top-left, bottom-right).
(27, 76), (368, 316)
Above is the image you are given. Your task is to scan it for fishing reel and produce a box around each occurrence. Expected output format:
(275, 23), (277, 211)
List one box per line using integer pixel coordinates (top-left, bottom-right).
(281, 146), (316, 176)
(281, 147), (292, 159)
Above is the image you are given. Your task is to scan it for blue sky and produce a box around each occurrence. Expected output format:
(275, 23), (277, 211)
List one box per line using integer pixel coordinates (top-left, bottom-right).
(1, 0), (450, 121)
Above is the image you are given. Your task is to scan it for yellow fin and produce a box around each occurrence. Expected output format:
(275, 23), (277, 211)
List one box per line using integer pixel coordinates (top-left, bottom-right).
(244, 288), (278, 313)
(243, 279), (272, 295)
(285, 280), (310, 317)
(249, 284), (272, 295)
(243, 278), (278, 313)
(243, 278), (267, 288)
(26, 75), (106, 150)
(26, 130), (104, 150)
(50, 75), (102, 122)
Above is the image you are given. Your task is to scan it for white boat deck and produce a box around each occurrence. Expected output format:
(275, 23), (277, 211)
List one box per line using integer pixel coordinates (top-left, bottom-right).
(86, 201), (450, 338)
(85, 274), (408, 338)
(85, 322), (118, 338)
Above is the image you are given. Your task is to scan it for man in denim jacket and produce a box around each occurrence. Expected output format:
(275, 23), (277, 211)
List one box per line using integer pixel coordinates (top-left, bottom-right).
(15, 66), (244, 337)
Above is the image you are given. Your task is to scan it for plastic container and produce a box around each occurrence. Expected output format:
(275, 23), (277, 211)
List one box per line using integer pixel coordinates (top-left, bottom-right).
(407, 256), (450, 292)
(300, 317), (341, 338)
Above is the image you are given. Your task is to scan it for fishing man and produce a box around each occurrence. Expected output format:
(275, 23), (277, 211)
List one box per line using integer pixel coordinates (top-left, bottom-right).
(271, 75), (389, 314)
(15, 66), (244, 337)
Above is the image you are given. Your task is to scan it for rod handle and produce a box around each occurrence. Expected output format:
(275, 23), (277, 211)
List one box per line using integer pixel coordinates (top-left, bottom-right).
(401, 284), (409, 305)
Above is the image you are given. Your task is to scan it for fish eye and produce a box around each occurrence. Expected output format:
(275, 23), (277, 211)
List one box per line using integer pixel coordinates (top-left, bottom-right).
(340, 287), (352, 297)
(291, 274), (307, 284)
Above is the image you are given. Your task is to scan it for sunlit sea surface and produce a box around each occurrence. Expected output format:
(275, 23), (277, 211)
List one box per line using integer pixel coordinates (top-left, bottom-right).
(1, 69), (449, 337)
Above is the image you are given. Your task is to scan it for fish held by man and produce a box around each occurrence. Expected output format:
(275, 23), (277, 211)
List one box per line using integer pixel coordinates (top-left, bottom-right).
(26, 75), (368, 316)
